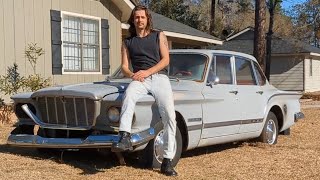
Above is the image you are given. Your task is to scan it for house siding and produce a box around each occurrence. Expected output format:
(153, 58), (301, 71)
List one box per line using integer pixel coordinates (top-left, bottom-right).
(0, 0), (121, 87)
(269, 56), (304, 91)
(304, 57), (320, 92)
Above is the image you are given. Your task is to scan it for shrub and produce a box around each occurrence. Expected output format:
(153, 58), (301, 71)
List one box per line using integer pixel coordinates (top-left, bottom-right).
(0, 43), (50, 124)
(301, 92), (320, 101)
(25, 43), (45, 74)
(23, 42), (51, 91)
(0, 64), (22, 124)
(23, 74), (51, 91)
(0, 98), (13, 124)
(0, 63), (25, 96)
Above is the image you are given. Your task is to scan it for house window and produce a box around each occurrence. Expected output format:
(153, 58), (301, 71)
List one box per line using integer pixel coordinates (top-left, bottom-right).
(310, 59), (313, 76)
(62, 12), (100, 73)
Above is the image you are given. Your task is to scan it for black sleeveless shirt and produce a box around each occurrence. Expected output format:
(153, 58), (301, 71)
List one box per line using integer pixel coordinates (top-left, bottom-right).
(124, 31), (168, 74)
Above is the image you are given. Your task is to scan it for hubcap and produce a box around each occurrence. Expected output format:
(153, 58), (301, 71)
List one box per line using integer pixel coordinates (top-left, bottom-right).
(266, 119), (277, 144)
(154, 130), (177, 163)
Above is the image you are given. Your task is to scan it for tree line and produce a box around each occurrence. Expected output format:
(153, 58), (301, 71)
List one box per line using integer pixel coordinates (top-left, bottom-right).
(134, 0), (319, 79)
(136, 0), (319, 47)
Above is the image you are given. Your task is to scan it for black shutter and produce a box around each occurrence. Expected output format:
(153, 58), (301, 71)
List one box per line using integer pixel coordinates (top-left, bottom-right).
(101, 19), (110, 75)
(50, 10), (62, 75)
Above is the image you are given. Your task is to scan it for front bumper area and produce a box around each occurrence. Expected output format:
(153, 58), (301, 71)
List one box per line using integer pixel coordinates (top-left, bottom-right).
(7, 128), (155, 149)
(294, 112), (305, 122)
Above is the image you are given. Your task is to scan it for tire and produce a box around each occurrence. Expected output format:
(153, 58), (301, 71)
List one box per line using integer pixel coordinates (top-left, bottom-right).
(140, 122), (183, 168)
(259, 112), (279, 145)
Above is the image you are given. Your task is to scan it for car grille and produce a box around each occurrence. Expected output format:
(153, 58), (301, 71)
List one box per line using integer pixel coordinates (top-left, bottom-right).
(36, 97), (95, 127)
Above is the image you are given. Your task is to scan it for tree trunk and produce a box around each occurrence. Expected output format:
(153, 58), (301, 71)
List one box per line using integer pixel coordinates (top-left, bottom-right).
(209, 0), (216, 34)
(254, 0), (266, 72)
(266, 5), (275, 81)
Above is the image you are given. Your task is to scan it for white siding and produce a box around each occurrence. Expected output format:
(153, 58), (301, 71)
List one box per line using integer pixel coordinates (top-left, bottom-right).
(304, 57), (320, 92)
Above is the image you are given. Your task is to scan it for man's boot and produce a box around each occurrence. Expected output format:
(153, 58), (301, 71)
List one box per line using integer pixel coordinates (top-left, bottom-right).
(111, 131), (133, 152)
(160, 158), (178, 176)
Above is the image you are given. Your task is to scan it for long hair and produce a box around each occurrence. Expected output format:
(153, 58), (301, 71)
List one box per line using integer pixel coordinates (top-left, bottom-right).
(128, 5), (153, 37)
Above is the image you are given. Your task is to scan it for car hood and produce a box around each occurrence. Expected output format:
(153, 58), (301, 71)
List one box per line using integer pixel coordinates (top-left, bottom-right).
(30, 78), (203, 100)
(31, 81), (130, 100)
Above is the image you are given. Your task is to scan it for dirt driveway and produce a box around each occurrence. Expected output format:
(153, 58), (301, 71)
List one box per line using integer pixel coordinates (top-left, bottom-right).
(0, 106), (319, 180)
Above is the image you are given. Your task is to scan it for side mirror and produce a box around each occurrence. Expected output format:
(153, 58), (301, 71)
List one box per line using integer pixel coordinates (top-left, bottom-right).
(206, 76), (220, 87)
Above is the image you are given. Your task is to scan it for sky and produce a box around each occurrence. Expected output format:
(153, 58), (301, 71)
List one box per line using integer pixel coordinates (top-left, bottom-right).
(281, 0), (307, 10)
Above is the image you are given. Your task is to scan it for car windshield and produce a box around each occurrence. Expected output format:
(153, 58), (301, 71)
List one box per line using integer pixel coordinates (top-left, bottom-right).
(112, 53), (208, 81)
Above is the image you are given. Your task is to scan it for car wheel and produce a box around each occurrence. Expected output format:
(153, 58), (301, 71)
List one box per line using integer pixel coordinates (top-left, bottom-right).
(259, 112), (279, 145)
(140, 122), (183, 169)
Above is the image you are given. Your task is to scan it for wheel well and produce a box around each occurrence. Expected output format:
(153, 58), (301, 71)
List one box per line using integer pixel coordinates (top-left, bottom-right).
(175, 111), (188, 152)
(269, 106), (284, 130)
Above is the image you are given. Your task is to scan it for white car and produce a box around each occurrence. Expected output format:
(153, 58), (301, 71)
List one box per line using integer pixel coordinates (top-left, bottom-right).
(8, 49), (304, 168)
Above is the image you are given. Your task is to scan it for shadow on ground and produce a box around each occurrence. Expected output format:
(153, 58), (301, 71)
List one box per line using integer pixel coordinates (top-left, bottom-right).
(0, 141), (244, 175)
(181, 142), (243, 158)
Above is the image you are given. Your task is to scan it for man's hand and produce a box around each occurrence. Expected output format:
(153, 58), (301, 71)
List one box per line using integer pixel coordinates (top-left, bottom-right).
(132, 70), (152, 82)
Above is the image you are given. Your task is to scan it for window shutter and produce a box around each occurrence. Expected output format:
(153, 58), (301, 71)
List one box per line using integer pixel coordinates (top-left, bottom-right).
(101, 19), (110, 75)
(50, 10), (62, 75)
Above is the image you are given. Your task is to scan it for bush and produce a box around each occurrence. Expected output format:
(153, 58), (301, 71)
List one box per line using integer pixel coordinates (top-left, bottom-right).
(0, 43), (50, 124)
(25, 43), (45, 74)
(301, 92), (320, 101)
(0, 64), (22, 124)
(0, 98), (13, 124)
(0, 63), (25, 95)
(23, 43), (51, 91)
(23, 74), (51, 92)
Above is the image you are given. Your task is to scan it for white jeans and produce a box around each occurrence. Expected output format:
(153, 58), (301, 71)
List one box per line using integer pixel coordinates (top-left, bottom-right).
(119, 74), (176, 159)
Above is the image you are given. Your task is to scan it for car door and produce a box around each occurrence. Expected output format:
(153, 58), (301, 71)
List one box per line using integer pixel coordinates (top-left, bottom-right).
(234, 57), (268, 133)
(201, 55), (241, 138)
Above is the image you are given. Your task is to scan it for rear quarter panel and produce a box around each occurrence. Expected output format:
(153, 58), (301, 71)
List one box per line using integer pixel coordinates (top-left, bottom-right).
(264, 90), (302, 132)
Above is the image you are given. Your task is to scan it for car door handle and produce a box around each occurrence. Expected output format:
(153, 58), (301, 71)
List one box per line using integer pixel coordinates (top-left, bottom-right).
(229, 90), (238, 95)
(256, 91), (264, 95)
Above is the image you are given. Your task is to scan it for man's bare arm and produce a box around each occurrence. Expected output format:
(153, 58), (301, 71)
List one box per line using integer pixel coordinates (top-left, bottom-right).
(148, 31), (170, 74)
(121, 42), (134, 78)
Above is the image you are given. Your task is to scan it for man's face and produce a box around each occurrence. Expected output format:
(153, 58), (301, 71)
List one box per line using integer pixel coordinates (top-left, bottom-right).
(133, 10), (148, 30)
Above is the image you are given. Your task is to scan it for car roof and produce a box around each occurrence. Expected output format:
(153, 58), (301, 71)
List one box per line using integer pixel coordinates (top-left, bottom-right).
(170, 49), (258, 63)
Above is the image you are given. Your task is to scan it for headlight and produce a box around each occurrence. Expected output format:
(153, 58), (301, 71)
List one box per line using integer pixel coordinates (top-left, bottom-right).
(107, 107), (120, 123)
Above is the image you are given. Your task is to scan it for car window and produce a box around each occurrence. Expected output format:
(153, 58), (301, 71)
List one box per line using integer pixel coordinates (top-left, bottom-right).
(168, 53), (207, 81)
(209, 55), (233, 84)
(235, 57), (256, 85)
(253, 62), (266, 86)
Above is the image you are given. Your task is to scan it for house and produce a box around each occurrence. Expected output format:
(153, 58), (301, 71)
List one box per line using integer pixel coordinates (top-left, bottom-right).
(0, 0), (222, 100)
(211, 27), (320, 92)
(121, 11), (222, 48)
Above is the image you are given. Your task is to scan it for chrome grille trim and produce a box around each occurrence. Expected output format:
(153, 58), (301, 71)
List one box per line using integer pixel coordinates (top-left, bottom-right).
(84, 98), (89, 126)
(45, 97), (50, 123)
(63, 99), (68, 125)
(73, 98), (78, 126)
(36, 96), (95, 127)
(54, 97), (58, 124)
